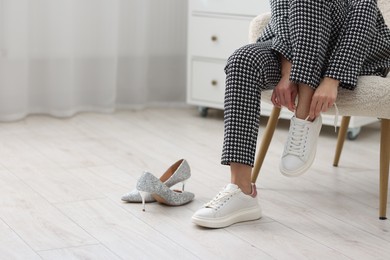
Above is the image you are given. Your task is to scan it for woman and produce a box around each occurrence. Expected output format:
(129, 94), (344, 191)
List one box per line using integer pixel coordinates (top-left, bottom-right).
(192, 0), (390, 228)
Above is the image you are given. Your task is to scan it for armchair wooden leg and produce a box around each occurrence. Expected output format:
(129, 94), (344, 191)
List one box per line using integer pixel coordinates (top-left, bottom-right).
(333, 116), (351, 167)
(379, 118), (390, 220)
(251, 106), (281, 183)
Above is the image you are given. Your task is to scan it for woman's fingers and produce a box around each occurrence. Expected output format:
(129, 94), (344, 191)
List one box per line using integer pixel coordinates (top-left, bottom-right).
(273, 78), (297, 111)
(310, 96), (335, 119)
(309, 77), (339, 118)
(271, 91), (280, 107)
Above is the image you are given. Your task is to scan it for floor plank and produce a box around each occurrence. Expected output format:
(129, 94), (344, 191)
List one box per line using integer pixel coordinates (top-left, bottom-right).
(56, 199), (201, 259)
(0, 220), (41, 260)
(0, 170), (97, 251)
(38, 244), (121, 260)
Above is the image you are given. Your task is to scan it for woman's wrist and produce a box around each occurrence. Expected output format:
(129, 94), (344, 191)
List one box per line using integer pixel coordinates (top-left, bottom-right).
(279, 54), (292, 78)
(322, 77), (340, 88)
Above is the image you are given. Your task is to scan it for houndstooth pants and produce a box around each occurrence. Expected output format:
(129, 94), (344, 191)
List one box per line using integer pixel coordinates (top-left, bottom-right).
(221, 41), (280, 167)
(221, 0), (390, 167)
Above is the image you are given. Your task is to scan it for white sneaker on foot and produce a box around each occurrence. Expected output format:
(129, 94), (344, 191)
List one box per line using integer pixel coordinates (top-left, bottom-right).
(280, 115), (322, 177)
(191, 183), (262, 228)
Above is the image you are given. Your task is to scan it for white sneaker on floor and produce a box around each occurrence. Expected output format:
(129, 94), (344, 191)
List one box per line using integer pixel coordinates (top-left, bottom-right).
(191, 183), (262, 228)
(280, 115), (322, 177)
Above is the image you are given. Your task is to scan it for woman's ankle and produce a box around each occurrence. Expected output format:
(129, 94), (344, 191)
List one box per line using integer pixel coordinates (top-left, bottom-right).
(230, 162), (252, 194)
(234, 182), (252, 195)
(296, 84), (314, 120)
(295, 109), (309, 120)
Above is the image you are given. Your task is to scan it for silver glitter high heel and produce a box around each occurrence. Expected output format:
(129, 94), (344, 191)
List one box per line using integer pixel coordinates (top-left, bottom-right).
(121, 159), (191, 203)
(136, 171), (195, 211)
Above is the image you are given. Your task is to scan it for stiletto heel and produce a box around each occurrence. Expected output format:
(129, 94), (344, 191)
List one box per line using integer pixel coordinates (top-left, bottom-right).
(136, 172), (194, 206)
(139, 191), (148, 211)
(181, 180), (187, 191)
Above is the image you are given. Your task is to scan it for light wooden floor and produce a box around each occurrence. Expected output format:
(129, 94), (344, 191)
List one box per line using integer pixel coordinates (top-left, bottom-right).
(0, 107), (389, 260)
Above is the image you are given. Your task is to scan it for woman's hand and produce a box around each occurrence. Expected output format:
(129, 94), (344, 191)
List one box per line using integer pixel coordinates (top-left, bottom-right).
(309, 77), (339, 119)
(271, 76), (298, 112)
(272, 54), (297, 112)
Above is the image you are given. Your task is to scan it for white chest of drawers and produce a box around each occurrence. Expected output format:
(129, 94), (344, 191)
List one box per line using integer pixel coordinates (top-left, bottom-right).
(186, 0), (267, 111)
(186, 0), (377, 139)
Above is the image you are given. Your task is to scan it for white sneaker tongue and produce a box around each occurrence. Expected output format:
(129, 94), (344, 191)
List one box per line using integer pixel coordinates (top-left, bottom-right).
(224, 184), (239, 191)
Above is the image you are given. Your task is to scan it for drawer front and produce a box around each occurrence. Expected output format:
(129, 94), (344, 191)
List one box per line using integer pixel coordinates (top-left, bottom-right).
(189, 16), (252, 59)
(190, 60), (226, 104)
(190, 0), (270, 17)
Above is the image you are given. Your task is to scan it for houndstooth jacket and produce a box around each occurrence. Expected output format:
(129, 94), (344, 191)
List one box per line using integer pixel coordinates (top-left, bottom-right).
(258, 0), (390, 90)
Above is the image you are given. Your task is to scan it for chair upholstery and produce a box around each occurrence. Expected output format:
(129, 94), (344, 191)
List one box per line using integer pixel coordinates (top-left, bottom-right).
(249, 0), (390, 219)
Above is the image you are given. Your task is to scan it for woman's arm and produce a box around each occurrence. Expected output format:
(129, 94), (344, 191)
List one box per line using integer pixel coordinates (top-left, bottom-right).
(269, 0), (293, 61)
(308, 1), (378, 118)
(324, 0), (378, 88)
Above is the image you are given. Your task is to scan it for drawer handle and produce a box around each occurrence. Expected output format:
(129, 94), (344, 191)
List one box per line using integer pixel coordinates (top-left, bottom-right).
(211, 80), (218, 86)
(211, 35), (218, 42)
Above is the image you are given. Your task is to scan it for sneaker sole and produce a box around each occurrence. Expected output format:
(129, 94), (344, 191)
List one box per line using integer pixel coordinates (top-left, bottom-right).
(191, 206), (262, 229)
(279, 150), (316, 177)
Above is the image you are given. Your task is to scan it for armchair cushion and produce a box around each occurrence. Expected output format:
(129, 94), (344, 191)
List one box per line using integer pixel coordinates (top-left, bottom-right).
(248, 13), (271, 44)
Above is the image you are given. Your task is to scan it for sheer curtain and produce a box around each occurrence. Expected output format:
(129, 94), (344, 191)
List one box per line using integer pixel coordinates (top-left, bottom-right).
(0, 0), (187, 121)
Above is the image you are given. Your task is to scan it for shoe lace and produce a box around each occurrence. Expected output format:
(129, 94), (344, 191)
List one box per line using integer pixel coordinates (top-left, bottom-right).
(285, 116), (310, 157)
(204, 189), (240, 209)
(285, 103), (339, 157)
